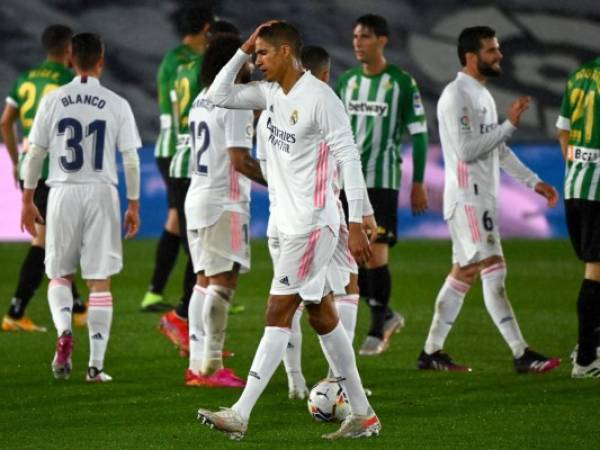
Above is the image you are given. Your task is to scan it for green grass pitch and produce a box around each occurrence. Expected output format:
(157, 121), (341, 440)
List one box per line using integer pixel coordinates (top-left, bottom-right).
(0, 239), (596, 449)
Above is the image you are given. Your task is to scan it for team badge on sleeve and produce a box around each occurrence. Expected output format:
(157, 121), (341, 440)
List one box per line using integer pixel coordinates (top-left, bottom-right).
(459, 107), (471, 133)
(413, 92), (424, 116)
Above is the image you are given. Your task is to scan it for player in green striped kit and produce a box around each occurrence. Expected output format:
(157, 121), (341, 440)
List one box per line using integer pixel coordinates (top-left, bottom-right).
(1, 25), (86, 332)
(556, 57), (600, 378)
(337, 14), (429, 356)
(141, 5), (213, 311)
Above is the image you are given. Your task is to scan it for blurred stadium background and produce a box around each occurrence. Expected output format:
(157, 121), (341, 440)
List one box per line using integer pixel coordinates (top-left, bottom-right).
(1, 0), (599, 241)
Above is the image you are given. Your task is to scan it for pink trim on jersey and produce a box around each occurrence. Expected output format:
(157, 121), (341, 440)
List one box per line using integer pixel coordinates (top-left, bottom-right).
(314, 143), (329, 208)
(446, 276), (470, 294)
(457, 161), (469, 188)
(89, 293), (113, 308)
(298, 229), (321, 280)
(480, 263), (506, 277)
(335, 295), (359, 306)
(332, 164), (340, 197)
(194, 285), (208, 295)
(229, 164), (240, 201)
(230, 212), (241, 252)
(464, 205), (481, 242)
(49, 278), (71, 288)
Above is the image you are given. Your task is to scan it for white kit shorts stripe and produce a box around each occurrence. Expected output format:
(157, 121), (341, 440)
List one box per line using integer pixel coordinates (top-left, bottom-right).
(448, 202), (503, 267)
(270, 226), (337, 302)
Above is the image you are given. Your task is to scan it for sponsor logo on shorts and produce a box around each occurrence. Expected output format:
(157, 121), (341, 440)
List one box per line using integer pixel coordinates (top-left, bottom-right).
(279, 276), (290, 286)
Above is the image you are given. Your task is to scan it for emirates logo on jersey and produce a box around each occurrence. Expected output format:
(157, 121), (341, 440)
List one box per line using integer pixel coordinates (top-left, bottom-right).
(290, 109), (299, 125)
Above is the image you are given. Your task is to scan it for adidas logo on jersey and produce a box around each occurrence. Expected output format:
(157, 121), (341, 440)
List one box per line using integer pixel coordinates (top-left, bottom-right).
(91, 333), (104, 340)
(279, 276), (290, 286)
(347, 100), (388, 117)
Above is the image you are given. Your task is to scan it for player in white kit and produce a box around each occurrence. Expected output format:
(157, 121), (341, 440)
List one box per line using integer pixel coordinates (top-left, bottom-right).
(21, 33), (141, 382)
(184, 35), (266, 388)
(262, 45), (376, 400)
(417, 26), (560, 373)
(196, 22), (380, 440)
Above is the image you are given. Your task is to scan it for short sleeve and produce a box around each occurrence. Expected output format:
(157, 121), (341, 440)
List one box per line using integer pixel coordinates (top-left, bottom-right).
(6, 78), (20, 108)
(117, 100), (142, 151)
(27, 94), (51, 149)
(224, 108), (253, 149)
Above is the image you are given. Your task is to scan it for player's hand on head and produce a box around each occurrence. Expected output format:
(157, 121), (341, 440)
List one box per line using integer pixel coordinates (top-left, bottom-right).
(124, 200), (140, 239)
(410, 182), (428, 215)
(534, 182), (559, 208)
(348, 222), (372, 265)
(362, 215), (378, 244)
(21, 202), (42, 237)
(242, 20), (280, 54)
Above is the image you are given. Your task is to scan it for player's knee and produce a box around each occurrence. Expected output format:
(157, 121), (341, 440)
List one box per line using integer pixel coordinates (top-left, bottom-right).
(265, 296), (297, 328)
(87, 279), (110, 292)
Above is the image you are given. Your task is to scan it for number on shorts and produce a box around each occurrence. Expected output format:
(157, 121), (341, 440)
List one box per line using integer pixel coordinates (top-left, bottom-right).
(190, 120), (210, 175)
(58, 118), (106, 172)
(482, 210), (494, 231)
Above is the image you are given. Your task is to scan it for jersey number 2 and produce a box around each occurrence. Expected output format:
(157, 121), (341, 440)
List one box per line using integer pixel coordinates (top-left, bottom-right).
(58, 118), (106, 172)
(190, 120), (210, 175)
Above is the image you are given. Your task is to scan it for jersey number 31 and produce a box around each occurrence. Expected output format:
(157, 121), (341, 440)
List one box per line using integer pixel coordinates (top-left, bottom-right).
(58, 117), (106, 172)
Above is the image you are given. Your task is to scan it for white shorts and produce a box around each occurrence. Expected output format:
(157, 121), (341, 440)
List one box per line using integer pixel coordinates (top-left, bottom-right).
(45, 184), (122, 279)
(327, 222), (358, 296)
(448, 202), (503, 267)
(269, 226), (337, 302)
(187, 211), (250, 277)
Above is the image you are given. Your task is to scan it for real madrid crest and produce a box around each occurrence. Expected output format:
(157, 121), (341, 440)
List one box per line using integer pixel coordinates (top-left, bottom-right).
(290, 109), (299, 125)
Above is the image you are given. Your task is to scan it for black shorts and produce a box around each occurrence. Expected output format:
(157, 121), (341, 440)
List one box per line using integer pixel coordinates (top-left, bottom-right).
(20, 179), (49, 221)
(156, 157), (177, 209)
(565, 198), (600, 262)
(171, 177), (191, 253)
(340, 188), (399, 246)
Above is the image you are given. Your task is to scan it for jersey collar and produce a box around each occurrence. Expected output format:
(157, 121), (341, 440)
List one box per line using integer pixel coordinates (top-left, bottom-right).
(74, 75), (100, 85)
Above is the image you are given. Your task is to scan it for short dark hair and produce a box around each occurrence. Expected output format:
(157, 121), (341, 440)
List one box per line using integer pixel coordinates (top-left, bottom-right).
(301, 45), (330, 76)
(457, 26), (496, 66)
(256, 21), (302, 56)
(210, 20), (240, 39)
(201, 35), (243, 87)
(174, 4), (214, 37)
(41, 24), (73, 56)
(71, 33), (104, 71)
(354, 14), (389, 38)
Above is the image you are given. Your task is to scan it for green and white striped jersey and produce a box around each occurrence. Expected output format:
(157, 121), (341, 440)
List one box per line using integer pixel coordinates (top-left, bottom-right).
(169, 57), (203, 179)
(337, 64), (427, 189)
(557, 57), (600, 201)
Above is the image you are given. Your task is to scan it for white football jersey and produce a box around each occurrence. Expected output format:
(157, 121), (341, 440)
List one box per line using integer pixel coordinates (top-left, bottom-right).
(185, 89), (254, 230)
(256, 111), (279, 238)
(208, 50), (364, 236)
(437, 72), (537, 219)
(28, 76), (141, 187)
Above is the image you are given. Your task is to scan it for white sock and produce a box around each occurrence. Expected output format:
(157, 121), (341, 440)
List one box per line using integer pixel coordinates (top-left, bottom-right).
(188, 285), (206, 373)
(335, 294), (359, 344)
(283, 305), (306, 390)
(87, 292), (113, 370)
(232, 326), (290, 421)
(48, 278), (73, 336)
(319, 321), (370, 416)
(481, 263), (527, 358)
(202, 285), (232, 374)
(424, 276), (470, 354)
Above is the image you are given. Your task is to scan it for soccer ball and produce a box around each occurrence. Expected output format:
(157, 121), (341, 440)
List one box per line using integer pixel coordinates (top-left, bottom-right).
(307, 378), (350, 422)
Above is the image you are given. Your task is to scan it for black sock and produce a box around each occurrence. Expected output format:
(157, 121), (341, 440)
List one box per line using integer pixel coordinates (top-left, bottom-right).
(149, 229), (181, 294)
(358, 267), (372, 299)
(9, 246), (45, 319)
(576, 278), (600, 366)
(175, 258), (195, 319)
(72, 283), (86, 313)
(366, 266), (392, 339)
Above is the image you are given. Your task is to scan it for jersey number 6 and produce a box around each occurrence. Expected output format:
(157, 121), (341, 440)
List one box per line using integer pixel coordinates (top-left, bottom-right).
(58, 117), (106, 172)
(482, 210), (494, 231)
